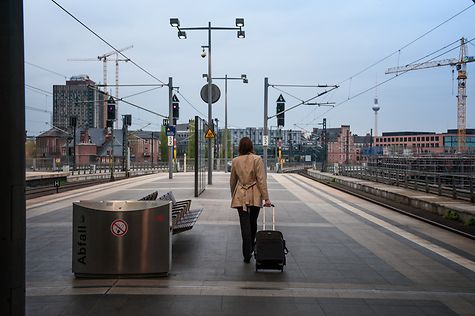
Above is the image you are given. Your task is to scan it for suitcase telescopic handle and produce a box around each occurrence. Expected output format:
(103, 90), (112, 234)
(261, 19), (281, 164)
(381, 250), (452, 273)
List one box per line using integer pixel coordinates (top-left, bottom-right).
(263, 205), (275, 231)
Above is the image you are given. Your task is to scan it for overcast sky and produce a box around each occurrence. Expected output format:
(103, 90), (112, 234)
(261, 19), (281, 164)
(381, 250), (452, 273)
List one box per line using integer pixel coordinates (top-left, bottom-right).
(24, 0), (475, 137)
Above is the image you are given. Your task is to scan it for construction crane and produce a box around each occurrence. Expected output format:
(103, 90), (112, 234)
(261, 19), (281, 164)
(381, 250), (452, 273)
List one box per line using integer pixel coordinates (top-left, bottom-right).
(68, 45), (133, 87)
(68, 45), (133, 127)
(386, 37), (474, 153)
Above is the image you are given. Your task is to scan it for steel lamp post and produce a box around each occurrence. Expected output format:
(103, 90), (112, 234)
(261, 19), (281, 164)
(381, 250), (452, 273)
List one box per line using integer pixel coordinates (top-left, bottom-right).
(203, 74), (247, 172)
(170, 18), (245, 184)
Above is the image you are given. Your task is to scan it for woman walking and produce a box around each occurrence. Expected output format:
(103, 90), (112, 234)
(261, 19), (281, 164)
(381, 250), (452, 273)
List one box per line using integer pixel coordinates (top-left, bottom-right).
(230, 137), (272, 263)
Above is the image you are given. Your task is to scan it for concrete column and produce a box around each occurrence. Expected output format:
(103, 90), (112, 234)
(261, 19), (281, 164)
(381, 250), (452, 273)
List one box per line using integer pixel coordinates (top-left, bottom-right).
(1, 0), (26, 315)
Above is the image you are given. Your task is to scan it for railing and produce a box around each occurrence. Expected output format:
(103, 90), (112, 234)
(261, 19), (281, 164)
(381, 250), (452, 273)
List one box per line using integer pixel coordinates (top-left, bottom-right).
(336, 164), (475, 202)
(27, 157), (319, 175)
(27, 158), (173, 174)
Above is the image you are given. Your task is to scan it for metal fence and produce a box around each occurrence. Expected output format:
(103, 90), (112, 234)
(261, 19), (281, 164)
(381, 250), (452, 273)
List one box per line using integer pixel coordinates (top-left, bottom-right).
(194, 116), (207, 197)
(27, 158), (172, 174)
(336, 164), (474, 202)
(26, 155), (313, 176)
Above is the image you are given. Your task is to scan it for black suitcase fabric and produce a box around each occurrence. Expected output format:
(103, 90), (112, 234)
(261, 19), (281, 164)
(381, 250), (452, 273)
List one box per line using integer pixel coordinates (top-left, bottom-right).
(255, 206), (288, 272)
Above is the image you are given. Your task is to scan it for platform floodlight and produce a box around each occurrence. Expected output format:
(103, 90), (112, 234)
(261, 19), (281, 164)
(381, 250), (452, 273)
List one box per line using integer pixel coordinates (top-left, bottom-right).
(170, 18), (180, 27)
(178, 30), (187, 39)
(235, 18), (244, 27)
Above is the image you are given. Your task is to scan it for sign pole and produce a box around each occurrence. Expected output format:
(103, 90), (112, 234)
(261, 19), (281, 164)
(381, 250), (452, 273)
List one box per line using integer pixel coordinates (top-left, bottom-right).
(224, 75), (228, 173)
(263, 77), (269, 172)
(168, 77), (173, 179)
(207, 22), (213, 185)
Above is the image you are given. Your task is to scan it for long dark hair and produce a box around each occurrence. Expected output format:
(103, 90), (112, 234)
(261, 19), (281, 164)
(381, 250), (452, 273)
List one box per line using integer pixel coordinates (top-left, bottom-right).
(238, 137), (254, 155)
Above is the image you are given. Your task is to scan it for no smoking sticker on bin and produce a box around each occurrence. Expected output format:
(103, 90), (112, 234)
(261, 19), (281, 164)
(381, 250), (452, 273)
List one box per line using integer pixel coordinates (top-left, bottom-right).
(111, 219), (128, 237)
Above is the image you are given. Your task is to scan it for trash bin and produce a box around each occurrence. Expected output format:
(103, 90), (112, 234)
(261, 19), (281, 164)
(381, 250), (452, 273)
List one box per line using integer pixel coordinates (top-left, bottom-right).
(72, 200), (171, 277)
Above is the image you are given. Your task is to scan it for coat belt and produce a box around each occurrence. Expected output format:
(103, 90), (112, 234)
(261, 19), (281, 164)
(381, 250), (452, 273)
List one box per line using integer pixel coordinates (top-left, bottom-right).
(238, 181), (256, 205)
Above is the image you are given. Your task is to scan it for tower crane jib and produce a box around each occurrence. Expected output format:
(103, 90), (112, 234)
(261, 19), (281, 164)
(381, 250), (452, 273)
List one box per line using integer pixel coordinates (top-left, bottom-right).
(385, 37), (474, 153)
(68, 45), (133, 129)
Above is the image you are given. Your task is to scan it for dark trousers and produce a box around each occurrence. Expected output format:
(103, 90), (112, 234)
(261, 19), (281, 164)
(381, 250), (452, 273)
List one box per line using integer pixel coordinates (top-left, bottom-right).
(238, 206), (260, 260)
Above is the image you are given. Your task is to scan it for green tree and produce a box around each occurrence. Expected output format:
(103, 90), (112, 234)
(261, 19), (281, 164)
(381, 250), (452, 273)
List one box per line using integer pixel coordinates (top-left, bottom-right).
(159, 125), (168, 161)
(187, 119), (195, 159)
(219, 129), (233, 159)
(25, 138), (37, 159)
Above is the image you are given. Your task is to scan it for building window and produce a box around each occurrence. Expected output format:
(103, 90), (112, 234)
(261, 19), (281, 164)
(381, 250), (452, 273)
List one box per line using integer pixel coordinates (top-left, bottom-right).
(404, 137), (407, 142)
(417, 137), (420, 141)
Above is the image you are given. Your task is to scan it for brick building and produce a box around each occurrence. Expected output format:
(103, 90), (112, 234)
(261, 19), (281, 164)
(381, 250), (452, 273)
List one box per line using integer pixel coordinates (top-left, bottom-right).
(374, 129), (475, 154)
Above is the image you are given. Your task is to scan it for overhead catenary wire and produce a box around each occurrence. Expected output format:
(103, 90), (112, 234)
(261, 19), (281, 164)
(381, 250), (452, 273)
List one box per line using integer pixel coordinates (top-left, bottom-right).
(267, 82), (339, 126)
(50, 0), (166, 85)
(292, 4), (475, 128)
(86, 85), (168, 119)
(119, 98), (168, 119)
(309, 37), (475, 123)
(50, 0), (205, 126)
(26, 106), (53, 114)
(25, 63), (170, 122)
(120, 86), (163, 100)
(25, 61), (68, 79)
(25, 84), (53, 96)
(271, 86), (306, 103)
(176, 90), (207, 118)
(336, 2), (475, 86)
(268, 86), (339, 120)
(270, 85), (336, 125)
(293, 86), (339, 124)
(130, 117), (161, 130)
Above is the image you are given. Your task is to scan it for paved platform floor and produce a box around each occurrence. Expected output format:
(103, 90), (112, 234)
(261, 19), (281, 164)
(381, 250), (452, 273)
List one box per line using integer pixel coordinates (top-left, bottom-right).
(25, 172), (475, 315)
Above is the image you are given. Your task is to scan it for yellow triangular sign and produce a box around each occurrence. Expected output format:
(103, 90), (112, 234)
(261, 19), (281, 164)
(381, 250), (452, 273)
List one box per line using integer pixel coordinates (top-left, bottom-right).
(205, 129), (215, 139)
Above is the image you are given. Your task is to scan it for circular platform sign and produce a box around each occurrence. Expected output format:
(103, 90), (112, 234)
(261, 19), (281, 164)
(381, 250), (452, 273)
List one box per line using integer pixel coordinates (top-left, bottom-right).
(110, 219), (128, 237)
(200, 84), (221, 104)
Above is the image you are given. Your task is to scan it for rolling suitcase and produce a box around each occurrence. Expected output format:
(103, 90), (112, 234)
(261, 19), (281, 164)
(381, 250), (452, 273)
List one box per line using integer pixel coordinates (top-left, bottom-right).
(254, 205), (288, 272)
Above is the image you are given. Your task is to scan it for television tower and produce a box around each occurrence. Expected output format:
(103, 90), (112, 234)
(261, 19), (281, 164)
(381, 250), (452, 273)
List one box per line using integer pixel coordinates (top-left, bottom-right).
(372, 80), (380, 137)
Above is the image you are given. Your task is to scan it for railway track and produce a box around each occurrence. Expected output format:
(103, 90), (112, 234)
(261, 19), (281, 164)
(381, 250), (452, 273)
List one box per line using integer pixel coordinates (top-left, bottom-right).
(295, 169), (475, 240)
(26, 177), (120, 199)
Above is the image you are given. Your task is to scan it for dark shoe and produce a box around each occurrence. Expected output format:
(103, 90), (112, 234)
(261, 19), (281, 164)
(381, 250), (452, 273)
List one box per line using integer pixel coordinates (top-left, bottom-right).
(243, 256), (251, 263)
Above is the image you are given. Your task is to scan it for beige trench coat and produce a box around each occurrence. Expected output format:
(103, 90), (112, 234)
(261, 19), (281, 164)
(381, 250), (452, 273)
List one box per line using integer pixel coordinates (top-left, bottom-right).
(230, 153), (269, 209)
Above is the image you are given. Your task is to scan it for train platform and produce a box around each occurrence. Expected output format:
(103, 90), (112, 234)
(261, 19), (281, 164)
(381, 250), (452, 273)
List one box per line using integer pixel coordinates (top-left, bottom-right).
(25, 171), (475, 315)
(26, 171), (69, 180)
(307, 169), (475, 229)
